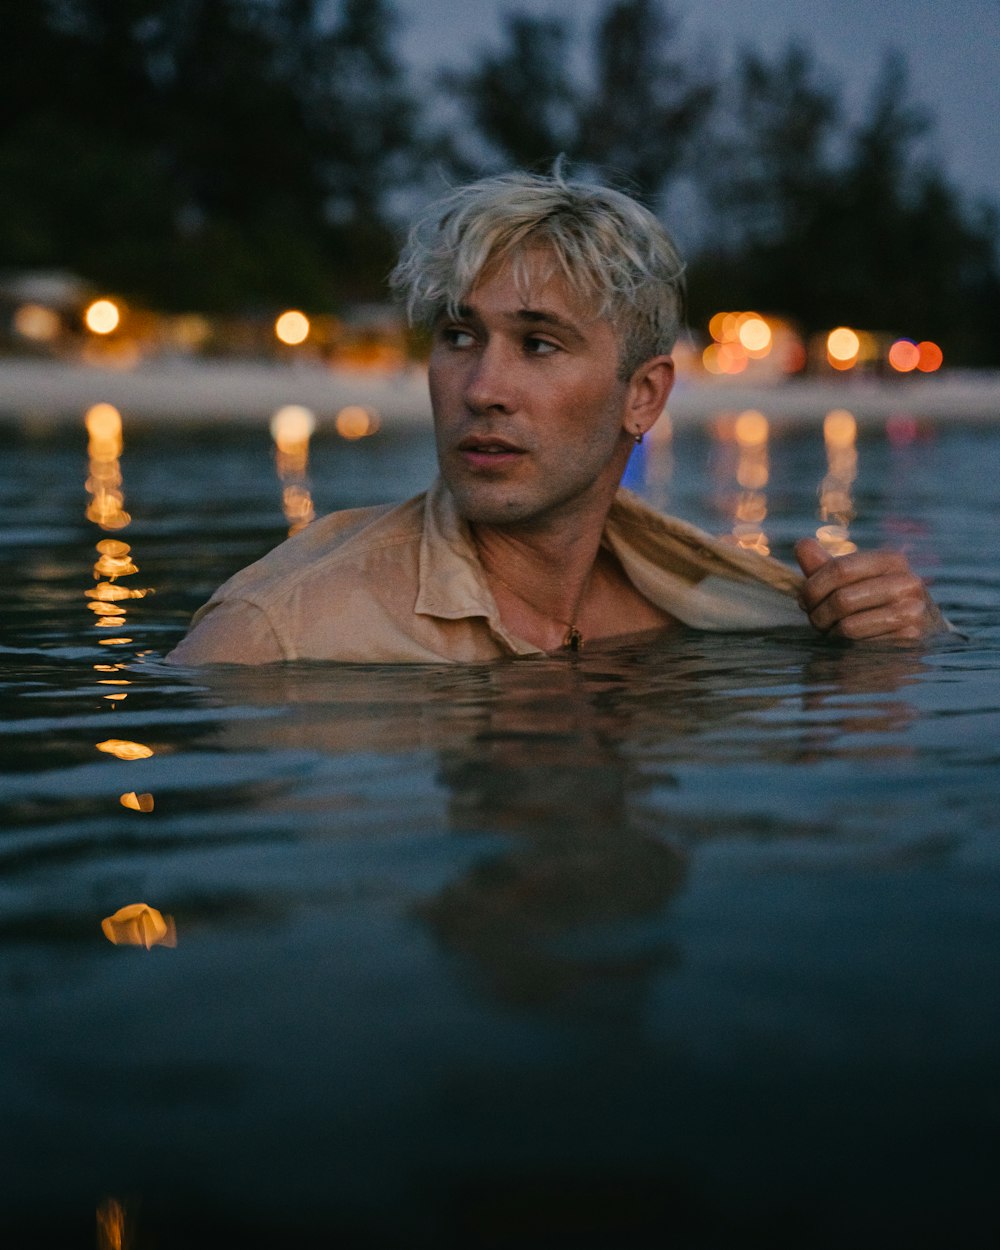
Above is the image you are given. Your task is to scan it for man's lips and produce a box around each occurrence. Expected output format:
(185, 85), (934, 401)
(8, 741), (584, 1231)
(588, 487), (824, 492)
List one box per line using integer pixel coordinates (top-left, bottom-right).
(456, 436), (526, 467)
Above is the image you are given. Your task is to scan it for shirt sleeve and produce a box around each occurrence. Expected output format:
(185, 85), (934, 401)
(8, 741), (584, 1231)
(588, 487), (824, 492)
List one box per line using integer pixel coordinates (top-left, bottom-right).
(165, 599), (287, 665)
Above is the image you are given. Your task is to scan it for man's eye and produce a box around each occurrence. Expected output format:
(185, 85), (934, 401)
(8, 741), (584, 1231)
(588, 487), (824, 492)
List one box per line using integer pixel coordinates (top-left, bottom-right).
(524, 336), (559, 356)
(443, 327), (476, 348)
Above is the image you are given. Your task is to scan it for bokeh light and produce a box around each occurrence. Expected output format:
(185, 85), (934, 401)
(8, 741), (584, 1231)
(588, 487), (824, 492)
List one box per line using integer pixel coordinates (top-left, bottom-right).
(826, 327), (860, 369)
(737, 316), (772, 355)
(888, 339), (920, 372)
(269, 404), (316, 451)
(823, 408), (857, 449)
(84, 299), (121, 335)
(336, 405), (380, 439)
(275, 309), (310, 345)
(270, 406), (316, 534)
(14, 303), (61, 342)
(917, 341), (943, 372)
(734, 409), (769, 447)
(85, 402), (123, 450)
(85, 404), (130, 530)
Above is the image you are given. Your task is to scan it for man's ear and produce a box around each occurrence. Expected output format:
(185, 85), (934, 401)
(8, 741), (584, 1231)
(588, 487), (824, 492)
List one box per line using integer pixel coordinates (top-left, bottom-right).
(624, 355), (674, 439)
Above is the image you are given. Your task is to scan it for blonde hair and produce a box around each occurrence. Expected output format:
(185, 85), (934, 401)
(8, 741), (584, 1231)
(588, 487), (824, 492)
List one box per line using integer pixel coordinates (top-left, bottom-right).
(389, 167), (686, 378)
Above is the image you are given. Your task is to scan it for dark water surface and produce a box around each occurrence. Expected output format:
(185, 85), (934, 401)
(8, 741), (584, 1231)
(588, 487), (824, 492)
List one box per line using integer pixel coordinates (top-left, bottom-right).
(2, 417), (999, 1248)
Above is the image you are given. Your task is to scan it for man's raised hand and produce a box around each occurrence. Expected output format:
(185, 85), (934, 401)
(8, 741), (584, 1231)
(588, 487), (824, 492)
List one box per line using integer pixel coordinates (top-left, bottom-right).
(794, 537), (945, 642)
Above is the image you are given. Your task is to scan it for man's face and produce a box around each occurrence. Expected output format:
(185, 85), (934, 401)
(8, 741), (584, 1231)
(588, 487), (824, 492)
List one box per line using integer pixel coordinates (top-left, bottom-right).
(428, 248), (636, 531)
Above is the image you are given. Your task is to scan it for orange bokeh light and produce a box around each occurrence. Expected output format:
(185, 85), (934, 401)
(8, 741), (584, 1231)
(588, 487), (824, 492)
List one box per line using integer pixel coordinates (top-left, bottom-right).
(85, 299), (121, 335)
(734, 409), (769, 447)
(275, 310), (310, 345)
(827, 327), (860, 369)
(716, 342), (748, 374)
(737, 316), (772, 356)
(888, 339), (920, 372)
(336, 405), (380, 439)
(823, 408), (857, 449)
(917, 341), (943, 372)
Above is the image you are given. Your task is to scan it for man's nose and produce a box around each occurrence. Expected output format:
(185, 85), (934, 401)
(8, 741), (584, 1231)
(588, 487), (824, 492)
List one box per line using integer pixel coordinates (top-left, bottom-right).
(463, 341), (515, 413)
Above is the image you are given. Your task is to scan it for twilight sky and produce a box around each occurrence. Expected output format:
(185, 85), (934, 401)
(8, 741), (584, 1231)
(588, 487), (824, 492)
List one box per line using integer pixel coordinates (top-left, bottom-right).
(395, 0), (999, 208)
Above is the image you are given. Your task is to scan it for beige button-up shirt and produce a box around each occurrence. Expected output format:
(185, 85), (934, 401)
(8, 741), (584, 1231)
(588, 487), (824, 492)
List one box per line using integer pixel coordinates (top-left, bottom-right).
(167, 478), (807, 664)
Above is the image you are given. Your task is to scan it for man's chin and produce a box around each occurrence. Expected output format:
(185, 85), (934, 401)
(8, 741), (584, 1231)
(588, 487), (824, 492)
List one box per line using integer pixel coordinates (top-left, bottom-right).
(443, 478), (540, 527)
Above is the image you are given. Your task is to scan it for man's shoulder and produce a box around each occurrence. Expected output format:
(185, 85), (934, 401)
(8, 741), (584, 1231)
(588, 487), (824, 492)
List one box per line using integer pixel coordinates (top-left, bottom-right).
(213, 493), (428, 603)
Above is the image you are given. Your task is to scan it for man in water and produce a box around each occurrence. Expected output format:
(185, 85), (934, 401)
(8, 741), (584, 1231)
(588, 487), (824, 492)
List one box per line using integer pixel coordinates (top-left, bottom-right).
(168, 170), (944, 664)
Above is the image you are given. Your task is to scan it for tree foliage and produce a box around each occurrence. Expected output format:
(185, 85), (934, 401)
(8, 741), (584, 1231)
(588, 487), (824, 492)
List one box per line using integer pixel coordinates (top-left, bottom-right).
(1, 1), (997, 361)
(579, 0), (714, 198)
(691, 46), (1000, 361)
(442, 0), (711, 204)
(0, 0), (417, 309)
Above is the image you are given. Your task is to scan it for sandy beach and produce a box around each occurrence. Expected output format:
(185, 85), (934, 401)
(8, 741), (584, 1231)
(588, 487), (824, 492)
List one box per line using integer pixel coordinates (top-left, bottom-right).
(1, 355), (998, 429)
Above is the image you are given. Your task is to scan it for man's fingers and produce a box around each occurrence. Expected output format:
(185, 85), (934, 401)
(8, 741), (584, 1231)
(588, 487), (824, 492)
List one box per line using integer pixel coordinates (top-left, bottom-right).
(794, 537), (833, 579)
(792, 539), (943, 640)
(806, 574), (929, 635)
(798, 547), (911, 612)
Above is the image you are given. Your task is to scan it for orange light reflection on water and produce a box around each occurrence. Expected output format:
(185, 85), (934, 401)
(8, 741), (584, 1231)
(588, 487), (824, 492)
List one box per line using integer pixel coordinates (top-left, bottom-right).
(96, 1197), (128, 1250)
(87, 534), (151, 638)
(85, 404), (130, 530)
(730, 410), (770, 555)
(120, 792), (155, 812)
(101, 903), (176, 949)
(270, 405), (316, 534)
(336, 404), (381, 440)
(817, 409), (859, 555)
(96, 738), (154, 760)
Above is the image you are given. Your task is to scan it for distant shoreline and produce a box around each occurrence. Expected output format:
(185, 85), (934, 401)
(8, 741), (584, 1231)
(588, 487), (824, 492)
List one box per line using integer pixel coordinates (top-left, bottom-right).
(1, 356), (998, 428)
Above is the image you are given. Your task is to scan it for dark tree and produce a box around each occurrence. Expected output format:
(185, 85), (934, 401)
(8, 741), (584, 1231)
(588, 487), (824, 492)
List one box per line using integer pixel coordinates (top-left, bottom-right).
(0, 0), (419, 310)
(691, 45), (1000, 362)
(440, 14), (578, 171)
(702, 42), (839, 252)
(440, 0), (712, 205)
(810, 52), (1000, 359)
(579, 0), (715, 200)
(306, 0), (421, 298)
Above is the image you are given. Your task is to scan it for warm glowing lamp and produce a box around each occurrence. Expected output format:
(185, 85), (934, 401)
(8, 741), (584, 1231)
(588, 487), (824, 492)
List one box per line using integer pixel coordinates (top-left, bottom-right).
(85, 300), (121, 335)
(708, 312), (729, 343)
(738, 317), (772, 355)
(275, 310), (310, 345)
(827, 327), (860, 370)
(888, 339), (920, 372)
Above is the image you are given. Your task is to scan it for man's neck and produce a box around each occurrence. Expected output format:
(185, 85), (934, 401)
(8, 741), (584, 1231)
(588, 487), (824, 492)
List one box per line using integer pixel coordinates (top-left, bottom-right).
(472, 518), (604, 622)
(468, 492), (618, 653)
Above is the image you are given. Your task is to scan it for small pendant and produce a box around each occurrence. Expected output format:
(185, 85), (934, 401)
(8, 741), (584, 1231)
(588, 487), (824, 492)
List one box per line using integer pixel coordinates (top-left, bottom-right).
(563, 626), (583, 652)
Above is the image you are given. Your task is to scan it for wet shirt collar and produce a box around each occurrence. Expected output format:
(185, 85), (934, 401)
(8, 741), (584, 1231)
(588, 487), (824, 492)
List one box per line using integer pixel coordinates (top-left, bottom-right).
(414, 478), (543, 656)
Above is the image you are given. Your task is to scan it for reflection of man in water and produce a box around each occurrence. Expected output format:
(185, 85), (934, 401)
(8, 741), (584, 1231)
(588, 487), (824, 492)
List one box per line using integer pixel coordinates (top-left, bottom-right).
(168, 169), (945, 664)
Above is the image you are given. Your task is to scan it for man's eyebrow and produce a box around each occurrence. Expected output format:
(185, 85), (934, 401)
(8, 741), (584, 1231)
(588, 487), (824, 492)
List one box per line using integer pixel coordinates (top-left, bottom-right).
(452, 302), (587, 341)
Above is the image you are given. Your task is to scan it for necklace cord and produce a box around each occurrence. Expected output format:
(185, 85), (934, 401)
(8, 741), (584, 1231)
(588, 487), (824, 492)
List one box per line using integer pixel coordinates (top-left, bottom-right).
(483, 560), (592, 651)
